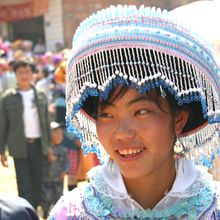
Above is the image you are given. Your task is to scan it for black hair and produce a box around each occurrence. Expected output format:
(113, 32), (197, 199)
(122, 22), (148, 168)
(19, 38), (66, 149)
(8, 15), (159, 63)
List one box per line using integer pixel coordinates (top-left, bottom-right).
(13, 60), (35, 73)
(42, 67), (49, 78)
(82, 86), (205, 134)
(8, 60), (15, 67)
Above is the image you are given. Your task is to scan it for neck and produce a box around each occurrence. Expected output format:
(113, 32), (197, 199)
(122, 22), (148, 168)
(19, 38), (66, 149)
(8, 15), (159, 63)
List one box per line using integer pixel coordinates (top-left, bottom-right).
(123, 158), (176, 210)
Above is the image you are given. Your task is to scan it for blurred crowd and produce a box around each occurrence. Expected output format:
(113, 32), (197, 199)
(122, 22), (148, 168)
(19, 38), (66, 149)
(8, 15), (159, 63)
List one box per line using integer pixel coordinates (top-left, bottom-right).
(0, 36), (67, 103)
(0, 36), (99, 219)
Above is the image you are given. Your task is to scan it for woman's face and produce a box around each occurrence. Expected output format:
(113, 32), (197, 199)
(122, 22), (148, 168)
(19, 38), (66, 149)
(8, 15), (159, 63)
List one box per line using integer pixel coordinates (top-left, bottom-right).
(96, 87), (188, 179)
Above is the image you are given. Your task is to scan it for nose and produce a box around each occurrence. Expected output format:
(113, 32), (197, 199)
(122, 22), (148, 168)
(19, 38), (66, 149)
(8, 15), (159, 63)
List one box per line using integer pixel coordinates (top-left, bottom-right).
(114, 119), (136, 140)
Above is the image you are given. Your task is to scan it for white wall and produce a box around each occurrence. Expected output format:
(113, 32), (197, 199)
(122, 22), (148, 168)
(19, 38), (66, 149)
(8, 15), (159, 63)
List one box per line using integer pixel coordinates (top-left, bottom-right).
(44, 0), (64, 51)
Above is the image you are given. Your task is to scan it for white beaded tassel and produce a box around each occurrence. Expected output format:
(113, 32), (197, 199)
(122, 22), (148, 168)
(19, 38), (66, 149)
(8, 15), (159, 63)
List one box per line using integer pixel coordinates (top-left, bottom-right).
(131, 47), (140, 82)
(136, 48), (144, 83)
(123, 47), (132, 82)
(127, 48), (136, 82)
(73, 110), (109, 160)
(82, 59), (88, 92)
(156, 50), (170, 86)
(164, 54), (174, 90)
(96, 52), (105, 90)
(148, 49), (157, 80)
(139, 48), (148, 85)
(89, 55), (96, 87)
(143, 49), (153, 83)
(101, 51), (109, 87)
(76, 61), (83, 95)
(83, 58), (90, 85)
(181, 123), (219, 150)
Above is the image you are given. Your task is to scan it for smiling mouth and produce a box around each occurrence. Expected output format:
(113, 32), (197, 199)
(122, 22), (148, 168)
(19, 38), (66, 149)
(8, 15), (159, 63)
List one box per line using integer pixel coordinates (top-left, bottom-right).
(117, 148), (146, 158)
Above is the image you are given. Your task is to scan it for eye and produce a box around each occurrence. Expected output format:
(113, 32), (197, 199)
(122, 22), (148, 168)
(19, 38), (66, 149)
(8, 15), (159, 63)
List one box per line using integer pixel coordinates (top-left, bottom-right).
(98, 112), (113, 119)
(135, 109), (150, 116)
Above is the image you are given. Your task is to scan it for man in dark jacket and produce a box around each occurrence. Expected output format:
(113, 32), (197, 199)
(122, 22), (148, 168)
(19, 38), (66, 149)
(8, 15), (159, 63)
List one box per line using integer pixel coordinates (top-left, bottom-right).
(0, 60), (52, 209)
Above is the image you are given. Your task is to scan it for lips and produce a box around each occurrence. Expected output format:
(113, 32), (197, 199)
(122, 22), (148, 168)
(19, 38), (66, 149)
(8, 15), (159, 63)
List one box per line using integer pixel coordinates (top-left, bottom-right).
(117, 147), (146, 158)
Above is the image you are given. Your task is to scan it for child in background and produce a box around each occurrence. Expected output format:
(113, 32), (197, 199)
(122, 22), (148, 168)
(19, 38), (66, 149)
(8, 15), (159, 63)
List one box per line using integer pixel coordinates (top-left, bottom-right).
(62, 129), (100, 191)
(62, 131), (80, 191)
(41, 121), (69, 219)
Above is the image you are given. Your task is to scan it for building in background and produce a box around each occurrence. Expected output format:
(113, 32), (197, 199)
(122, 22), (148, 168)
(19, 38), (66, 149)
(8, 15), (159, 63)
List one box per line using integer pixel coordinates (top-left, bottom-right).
(0, 0), (197, 51)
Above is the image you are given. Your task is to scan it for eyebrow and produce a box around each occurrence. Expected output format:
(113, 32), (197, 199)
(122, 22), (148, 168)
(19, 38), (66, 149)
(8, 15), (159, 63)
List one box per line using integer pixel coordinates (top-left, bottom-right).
(127, 96), (154, 106)
(100, 96), (154, 108)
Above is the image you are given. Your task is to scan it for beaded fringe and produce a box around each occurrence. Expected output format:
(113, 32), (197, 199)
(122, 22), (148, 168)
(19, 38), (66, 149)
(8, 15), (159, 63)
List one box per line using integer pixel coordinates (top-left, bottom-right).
(66, 48), (220, 166)
(67, 48), (220, 123)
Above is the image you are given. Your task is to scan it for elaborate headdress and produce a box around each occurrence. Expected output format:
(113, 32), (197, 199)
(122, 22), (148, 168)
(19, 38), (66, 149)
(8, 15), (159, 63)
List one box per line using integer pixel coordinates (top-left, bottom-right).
(66, 5), (220, 166)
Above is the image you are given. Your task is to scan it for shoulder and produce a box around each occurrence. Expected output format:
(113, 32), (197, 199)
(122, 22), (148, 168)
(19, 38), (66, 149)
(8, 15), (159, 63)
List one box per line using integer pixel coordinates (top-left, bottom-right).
(170, 161), (219, 219)
(0, 88), (18, 100)
(34, 87), (46, 97)
(0, 196), (39, 220)
(34, 87), (48, 103)
(191, 170), (220, 219)
(0, 88), (19, 108)
(49, 186), (88, 220)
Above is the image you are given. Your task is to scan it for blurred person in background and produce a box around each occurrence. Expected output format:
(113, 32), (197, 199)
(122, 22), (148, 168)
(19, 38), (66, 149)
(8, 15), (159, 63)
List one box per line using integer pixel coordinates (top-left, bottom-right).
(9, 40), (24, 61)
(22, 40), (33, 59)
(41, 121), (69, 219)
(43, 51), (55, 75)
(52, 54), (63, 70)
(35, 67), (51, 101)
(0, 44), (8, 59)
(53, 89), (66, 124)
(0, 60), (52, 209)
(33, 37), (46, 55)
(61, 130), (81, 191)
(0, 59), (8, 95)
(0, 195), (39, 220)
(52, 57), (66, 123)
(13, 49), (25, 62)
(55, 42), (64, 53)
(4, 60), (17, 90)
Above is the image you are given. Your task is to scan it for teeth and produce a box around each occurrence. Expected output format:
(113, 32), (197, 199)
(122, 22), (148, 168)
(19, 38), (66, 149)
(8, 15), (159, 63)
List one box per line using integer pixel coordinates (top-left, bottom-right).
(118, 148), (144, 155)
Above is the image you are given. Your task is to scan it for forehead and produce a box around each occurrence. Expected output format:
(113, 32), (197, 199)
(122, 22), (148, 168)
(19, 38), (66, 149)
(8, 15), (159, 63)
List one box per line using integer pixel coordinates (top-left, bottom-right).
(98, 86), (172, 113)
(16, 65), (32, 72)
(52, 128), (63, 133)
(106, 87), (159, 104)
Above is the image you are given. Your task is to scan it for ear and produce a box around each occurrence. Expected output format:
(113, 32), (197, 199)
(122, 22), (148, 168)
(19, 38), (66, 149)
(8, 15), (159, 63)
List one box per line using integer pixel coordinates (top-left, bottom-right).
(175, 110), (189, 135)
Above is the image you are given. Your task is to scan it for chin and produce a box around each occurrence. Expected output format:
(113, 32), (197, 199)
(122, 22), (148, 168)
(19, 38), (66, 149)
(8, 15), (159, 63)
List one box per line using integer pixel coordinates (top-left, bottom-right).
(120, 166), (153, 179)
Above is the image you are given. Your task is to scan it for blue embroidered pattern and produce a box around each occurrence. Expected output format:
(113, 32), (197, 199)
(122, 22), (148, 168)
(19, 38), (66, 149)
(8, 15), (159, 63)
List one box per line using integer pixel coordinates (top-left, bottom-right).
(83, 184), (214, 219)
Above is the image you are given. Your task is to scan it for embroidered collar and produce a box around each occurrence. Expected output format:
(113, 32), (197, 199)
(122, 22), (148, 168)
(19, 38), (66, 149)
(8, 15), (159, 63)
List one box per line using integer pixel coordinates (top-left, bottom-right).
(88, 159), (212, 199)
(85, 159), (214, 219)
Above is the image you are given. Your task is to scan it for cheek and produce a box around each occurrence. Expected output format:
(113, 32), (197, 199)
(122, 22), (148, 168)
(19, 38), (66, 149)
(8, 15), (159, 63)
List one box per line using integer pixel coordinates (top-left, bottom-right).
(96, 122), (114, 146)
(96, 122), (111, 146)
(16, 75), (21, 81)
(58, 134), (63, 140)
(139, 116), (175, 148)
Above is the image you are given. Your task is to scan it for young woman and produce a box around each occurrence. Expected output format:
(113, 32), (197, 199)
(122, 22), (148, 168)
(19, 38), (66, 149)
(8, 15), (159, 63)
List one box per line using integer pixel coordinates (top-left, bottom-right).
(49, 5), (220, 219)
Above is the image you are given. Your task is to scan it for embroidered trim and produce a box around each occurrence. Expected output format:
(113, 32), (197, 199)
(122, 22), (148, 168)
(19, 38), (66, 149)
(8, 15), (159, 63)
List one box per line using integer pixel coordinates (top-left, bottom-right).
(83, 184), (214, 219)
